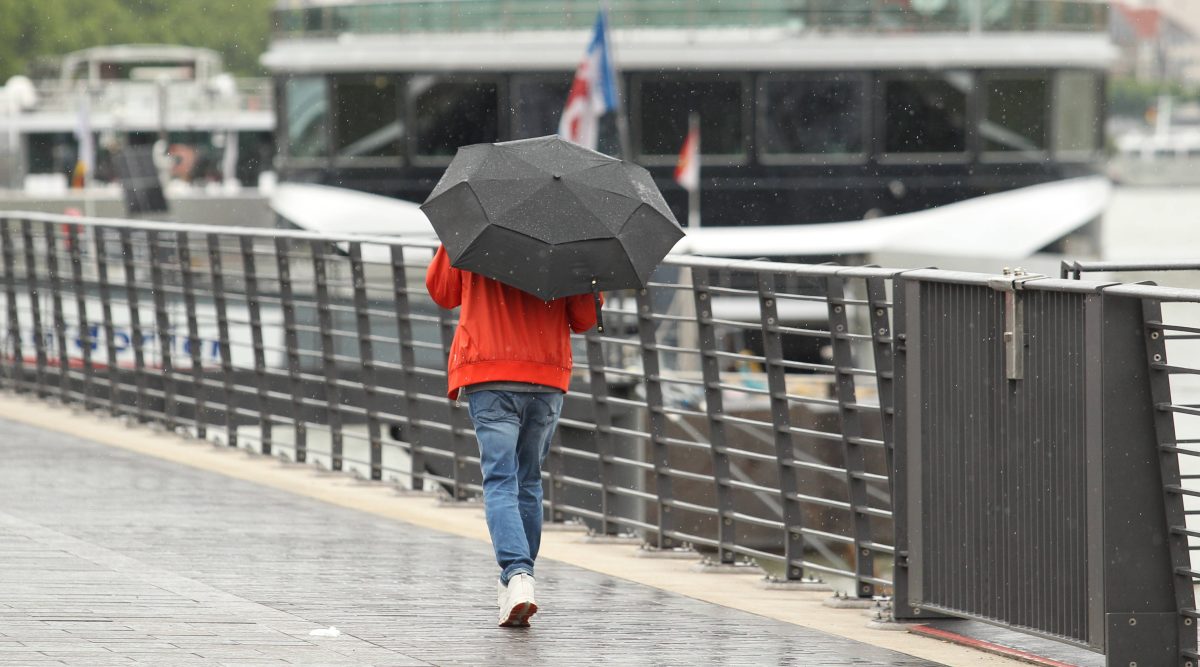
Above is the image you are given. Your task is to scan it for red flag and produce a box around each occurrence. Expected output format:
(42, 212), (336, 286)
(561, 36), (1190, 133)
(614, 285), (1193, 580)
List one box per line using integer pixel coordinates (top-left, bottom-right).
(674, 122), (699, 192)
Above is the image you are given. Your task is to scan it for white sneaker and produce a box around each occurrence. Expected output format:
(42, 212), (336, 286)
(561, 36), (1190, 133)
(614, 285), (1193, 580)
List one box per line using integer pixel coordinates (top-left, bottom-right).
(498, 573), (537, 627)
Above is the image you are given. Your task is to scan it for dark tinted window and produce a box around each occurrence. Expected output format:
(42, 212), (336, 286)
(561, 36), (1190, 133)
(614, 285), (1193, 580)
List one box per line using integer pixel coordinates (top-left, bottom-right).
(512, 76), (571, 139)
(26, 132), (76, 175)
(412, 77), (499, 158)
(983, 76), (1048, 153)
(284, 76), (329, 159)
(760, 76), (865, 156)
(638, 76), (745, 157)
(334, 75), (401, 159)
(883, 73), (969, 154)
(236, 131), (276, 185)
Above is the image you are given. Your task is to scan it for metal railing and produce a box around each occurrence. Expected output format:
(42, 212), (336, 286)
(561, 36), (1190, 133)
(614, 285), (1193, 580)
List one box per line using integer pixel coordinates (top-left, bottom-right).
(0, 212), (898, 596)
(1, 211), (1196, 663)
(272, 0), (1109, 38)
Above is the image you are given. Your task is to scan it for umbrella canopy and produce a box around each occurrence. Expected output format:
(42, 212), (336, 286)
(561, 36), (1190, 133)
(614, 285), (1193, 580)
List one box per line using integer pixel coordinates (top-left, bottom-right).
(420, 135), (684, 301)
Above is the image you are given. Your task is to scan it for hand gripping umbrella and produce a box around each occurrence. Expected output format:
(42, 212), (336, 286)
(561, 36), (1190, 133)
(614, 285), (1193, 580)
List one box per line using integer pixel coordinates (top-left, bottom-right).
(420, 135), (685, 332)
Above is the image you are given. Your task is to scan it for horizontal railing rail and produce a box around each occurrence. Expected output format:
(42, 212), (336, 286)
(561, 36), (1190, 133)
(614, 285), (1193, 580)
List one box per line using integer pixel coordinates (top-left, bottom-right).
(1, 210), (1195, 663)
(1062, 259), (1200, 280)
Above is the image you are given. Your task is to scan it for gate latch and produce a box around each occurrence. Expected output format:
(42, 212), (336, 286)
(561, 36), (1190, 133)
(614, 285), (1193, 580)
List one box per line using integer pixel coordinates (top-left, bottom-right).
(987, 267), (1046, 381)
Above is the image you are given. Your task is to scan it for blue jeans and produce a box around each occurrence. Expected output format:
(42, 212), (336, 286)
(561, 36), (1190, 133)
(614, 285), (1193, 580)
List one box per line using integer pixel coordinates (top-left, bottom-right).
(467, 390), (564, 585)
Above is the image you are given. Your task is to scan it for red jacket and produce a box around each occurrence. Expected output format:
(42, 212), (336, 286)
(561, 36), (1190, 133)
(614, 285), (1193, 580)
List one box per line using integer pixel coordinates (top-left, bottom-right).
(425, 245), (602, 398)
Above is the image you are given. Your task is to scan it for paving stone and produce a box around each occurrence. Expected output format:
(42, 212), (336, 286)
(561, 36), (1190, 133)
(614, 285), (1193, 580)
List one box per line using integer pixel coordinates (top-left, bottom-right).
(0, 417), (940, 666)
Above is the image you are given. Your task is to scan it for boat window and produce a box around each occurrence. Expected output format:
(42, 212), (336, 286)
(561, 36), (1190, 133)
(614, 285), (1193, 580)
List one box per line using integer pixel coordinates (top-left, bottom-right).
(235, 131), (277, 186)
(284, 76), (330, 159)
(512, 76), (571, 140)
(333, 75), (402, 159)
(759, 75), (865, 158)
(636, 75), (746, 159)
(411, 76), (500, 159)
(26, 132), (77, 176)
(982, 74), (1049, 155)
(1054, 71), (1101, 156)
(882, 73), (970, 155)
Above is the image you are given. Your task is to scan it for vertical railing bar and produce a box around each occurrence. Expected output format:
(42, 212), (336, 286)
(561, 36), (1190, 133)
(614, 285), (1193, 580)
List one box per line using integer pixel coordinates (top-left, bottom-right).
(66, 224), (94, 410)
(119, 227), (148, 422)
(275, 238), (306, 462)
(42, 222), (70, 402)
(240, 236), (272, 456)
(1142, 298), (1199, 662)
(434, 295), (471, 500)
(692, 267), (736, 563)
(636, 285), (676, 550)
(758, 271), (807, 581)
(584, 320), (618, 535)
(1, 219), (24, 392)
(208, 233), (238, 447)
(148, 230), (177, 431)
(825, 275), (876, 597)
(21, 220), (48, 398)
(545, 426), (566, 523)
(390, 245), (422, 489)
(349, 242), (382, 480)
(177, 231), (206, 438)
(311, 239), (344, 470)
(93, 227), (120, 415)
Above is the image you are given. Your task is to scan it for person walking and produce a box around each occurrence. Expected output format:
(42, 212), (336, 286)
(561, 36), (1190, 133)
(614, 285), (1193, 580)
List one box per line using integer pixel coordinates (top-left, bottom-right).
(425, 244), (602, 628)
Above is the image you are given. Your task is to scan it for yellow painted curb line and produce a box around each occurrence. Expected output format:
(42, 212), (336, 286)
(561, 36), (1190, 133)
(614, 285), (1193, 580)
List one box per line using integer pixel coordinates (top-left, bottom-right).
(0, 394), (1025, 666)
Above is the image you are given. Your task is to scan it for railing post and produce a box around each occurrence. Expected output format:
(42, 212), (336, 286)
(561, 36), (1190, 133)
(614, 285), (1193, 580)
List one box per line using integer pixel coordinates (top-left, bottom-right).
(148, 230), (177, 431)
(349, 242), (382, 480)
(311, 239), (344, 470)
(1141, 298), (1200, 662)
(240, 236), (272, 455)
(692, 267), (736, 563)
(66, 224), (94, 410)
(93, 228), (121, 416)
(21, 220), (48, 398)
(274, 238), (306, 462)
(545, 428), (565, 523)
(757, 271), (807, 581)
(825, 274), (876, 598)
(42, 222), (70, 402)
(1, 219), (23, 391)
(584, 323), (618, 535)
(119, 227), (148, 422)
(208, 234), (237, 447)
(434, 299), (472, 501)
(177, 231), (206, 438)
(636, 285), (677, 550)
(866, 275), (901, 601)
(390, 245), (423, 490)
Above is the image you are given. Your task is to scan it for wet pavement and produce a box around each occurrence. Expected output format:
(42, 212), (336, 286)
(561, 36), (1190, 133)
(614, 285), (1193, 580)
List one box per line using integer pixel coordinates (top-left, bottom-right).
(0, 416), (946, 666)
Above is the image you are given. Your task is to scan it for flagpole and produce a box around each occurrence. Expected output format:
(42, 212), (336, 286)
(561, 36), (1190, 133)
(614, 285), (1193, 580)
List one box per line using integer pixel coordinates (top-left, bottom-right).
(600, 1), (632, 161)
(76, 89), (95, 218)
(688, 112), (700, 229)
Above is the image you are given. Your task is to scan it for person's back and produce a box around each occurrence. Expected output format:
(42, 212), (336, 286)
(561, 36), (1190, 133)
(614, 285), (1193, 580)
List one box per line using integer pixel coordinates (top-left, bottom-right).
(425, 245), (601, 627)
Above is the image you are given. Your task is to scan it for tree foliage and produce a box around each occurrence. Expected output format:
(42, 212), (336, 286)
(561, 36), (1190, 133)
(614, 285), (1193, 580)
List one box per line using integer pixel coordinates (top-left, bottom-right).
(0, 0), (277, 81)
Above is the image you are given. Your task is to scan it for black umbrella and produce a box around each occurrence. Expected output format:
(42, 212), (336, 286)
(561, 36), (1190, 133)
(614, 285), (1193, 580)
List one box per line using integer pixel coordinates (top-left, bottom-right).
(420, 136), (685, 329)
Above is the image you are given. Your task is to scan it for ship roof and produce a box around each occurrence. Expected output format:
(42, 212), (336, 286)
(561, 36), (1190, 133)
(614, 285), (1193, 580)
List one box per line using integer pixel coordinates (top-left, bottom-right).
(263, 29), (1117, 73)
